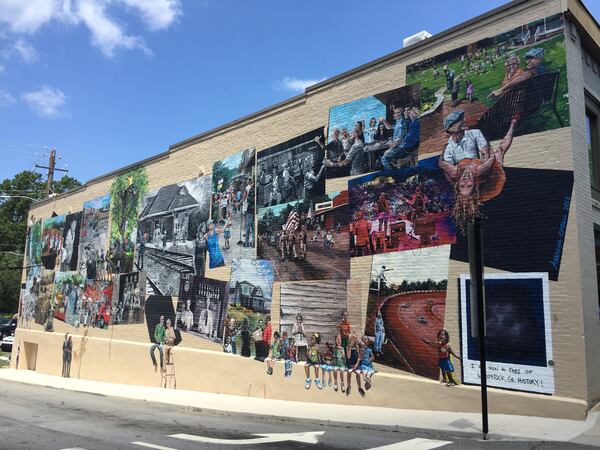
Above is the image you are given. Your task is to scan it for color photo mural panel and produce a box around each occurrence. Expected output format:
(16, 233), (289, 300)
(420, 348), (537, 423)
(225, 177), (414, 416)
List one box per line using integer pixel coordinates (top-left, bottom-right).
(324, 84), (422, 177)
(348, 159), (456, 257)
(211, 148), (256, 266)
(365, 246), (452, 381)
(406, 13), (568, 156)
(42, 215), (65, 270)
(108, 167), (149, 275)
(224, 258), (274, 360)
(257, 191), (350, 281)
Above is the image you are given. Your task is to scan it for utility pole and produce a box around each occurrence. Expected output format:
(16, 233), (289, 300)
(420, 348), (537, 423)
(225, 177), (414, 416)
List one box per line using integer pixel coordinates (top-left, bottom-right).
(468, 217), (488, 440)
(35, 148), (68, 198)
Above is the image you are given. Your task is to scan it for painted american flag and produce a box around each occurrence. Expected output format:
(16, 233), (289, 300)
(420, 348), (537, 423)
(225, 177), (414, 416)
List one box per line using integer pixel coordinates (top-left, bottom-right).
(283, 209), (299, 231)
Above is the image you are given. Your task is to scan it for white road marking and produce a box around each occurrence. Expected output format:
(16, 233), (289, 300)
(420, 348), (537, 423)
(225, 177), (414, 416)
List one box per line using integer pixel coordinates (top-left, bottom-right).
(131, 442), (178, 450)
(59, 448), (88, 450)
(170, 431), (325, 445)
(367, 438), (453, 449)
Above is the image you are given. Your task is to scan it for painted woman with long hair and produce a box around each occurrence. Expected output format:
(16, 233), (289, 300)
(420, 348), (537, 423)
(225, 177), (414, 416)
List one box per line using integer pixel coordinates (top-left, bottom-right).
(438, 118), (517, 230)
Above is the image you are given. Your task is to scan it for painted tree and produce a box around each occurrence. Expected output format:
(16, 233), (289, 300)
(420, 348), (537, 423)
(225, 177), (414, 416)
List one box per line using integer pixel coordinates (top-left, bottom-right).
(109, 167), (148, 246)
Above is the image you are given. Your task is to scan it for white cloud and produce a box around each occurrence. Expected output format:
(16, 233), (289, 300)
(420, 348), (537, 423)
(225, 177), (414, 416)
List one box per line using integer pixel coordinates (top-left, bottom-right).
(0, 87), (15, 106)
(13, 38), (38, 62)
(23, 85), (67, 118)
(278, 76), (327, 93)
(0, 0), (57, 34)
(0, 0), (181, 57)
(119, 0), (181, 31)
(78, 0), (150, 57)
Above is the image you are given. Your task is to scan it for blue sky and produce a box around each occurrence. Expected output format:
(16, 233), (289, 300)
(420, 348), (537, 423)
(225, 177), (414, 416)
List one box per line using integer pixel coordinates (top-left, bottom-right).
(0, 0), (598, 186)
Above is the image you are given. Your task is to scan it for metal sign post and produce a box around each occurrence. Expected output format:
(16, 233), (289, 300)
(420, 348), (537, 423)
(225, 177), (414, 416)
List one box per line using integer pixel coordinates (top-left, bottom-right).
(468, 217), (488, 439)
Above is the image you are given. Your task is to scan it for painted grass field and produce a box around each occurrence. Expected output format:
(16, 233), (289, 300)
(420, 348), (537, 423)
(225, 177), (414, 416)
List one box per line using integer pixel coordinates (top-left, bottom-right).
(407, 35), (569, 133)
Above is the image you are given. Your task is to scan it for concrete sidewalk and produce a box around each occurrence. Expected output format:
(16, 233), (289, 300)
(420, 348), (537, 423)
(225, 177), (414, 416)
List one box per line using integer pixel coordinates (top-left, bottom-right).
(0, 368), (598, 444)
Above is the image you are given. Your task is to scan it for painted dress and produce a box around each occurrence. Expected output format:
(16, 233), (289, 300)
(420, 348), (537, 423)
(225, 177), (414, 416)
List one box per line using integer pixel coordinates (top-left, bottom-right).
(206, 231), (224, 268)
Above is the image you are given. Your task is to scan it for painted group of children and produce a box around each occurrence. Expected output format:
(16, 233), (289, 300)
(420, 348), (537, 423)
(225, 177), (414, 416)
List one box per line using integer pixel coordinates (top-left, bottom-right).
(266, 330), (376, 397)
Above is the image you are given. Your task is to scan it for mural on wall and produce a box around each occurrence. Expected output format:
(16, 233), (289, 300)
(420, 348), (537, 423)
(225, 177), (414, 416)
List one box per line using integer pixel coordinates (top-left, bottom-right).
(257, 191), (350, 281)
(112, 271), (146, 325)
(450, 166), (573, 281)
(41, 215), (65, 270)
(136, 174), (212, 296)
(211, 149), (256, 266)
(108, 167), (149, 275)
(460, 273), (554, 394)
(224, 258), (274, 360)
(365, 246), (452, 381)
(322, 84), (422, 177)
(81, 279), (113, 329)
(144, 295), (181, 373)
(26, 218), (43, 267)
(79, 194), (111, 281)
(34, 269), (56, 331)
(60, 212), (82, 272)
(280, 280), (348, 358)
(348, 158), (456, 256)
(177, 274), (227, 344)
(257, 128), (325, 209)
(406, 13), (568, 155)
(20, 265), (41, 328)
(16, 11), (576, 405)
(52, 272), (85, 327)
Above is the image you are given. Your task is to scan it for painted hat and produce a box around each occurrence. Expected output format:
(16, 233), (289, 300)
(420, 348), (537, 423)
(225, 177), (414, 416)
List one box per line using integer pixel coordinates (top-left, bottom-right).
(443, 110), (465, 130)
(525, 47), (544, 59)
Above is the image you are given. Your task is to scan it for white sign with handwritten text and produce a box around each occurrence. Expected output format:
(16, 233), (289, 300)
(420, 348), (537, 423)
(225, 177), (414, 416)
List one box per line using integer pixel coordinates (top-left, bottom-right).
(459, 273), (554, 395)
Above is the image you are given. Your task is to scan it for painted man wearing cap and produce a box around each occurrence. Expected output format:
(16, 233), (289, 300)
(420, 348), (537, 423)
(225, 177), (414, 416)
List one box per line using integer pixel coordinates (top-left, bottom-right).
(488, 48), (545, 98)
(441, 110), (489, 165)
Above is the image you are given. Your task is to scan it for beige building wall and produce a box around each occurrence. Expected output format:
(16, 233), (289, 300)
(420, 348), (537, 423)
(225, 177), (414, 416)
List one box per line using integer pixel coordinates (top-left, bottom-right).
(12, 0), (600, 419)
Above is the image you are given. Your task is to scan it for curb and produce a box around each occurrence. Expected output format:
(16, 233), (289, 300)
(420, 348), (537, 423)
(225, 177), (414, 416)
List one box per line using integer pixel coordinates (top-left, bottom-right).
(0, 372), (549, 442)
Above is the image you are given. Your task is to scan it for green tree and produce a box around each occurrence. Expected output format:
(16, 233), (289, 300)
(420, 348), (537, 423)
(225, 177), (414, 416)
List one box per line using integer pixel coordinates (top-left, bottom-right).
(109, 167), (148, 246)
(0, 171), (81, 313)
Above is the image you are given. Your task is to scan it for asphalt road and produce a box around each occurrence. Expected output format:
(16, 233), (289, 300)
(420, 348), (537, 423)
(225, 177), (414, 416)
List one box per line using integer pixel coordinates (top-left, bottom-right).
(0, 378), (594, 450)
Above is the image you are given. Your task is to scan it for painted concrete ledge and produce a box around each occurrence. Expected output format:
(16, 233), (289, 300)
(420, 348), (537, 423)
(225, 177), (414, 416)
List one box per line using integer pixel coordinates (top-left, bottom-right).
(12, 329), (590, 422)
(0, 368), (598, 443)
